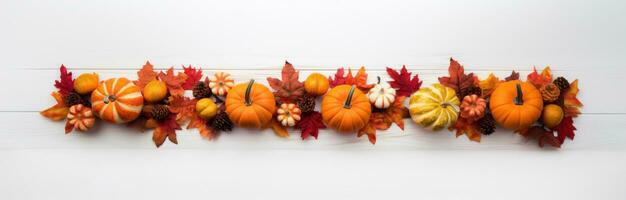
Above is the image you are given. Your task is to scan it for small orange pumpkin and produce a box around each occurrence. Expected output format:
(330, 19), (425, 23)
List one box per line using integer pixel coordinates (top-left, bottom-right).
(91, 78), (144, 124)
(225, 79), (276, 129)
(489, 80), (543, 130)
(321, 85), (371, 132)
(304, 73), (329, 96)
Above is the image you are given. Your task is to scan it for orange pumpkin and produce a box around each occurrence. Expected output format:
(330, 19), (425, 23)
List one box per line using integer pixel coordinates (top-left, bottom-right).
(321, 85), (371, 132)
(304, 73), (329, 96)
(91, 78), (144, 124)
(489, 80), (543, 130)
(225, 79), (276, 129)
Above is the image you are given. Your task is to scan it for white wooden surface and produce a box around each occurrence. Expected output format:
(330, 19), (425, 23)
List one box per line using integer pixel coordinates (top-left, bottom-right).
(1, 0), (626, 199)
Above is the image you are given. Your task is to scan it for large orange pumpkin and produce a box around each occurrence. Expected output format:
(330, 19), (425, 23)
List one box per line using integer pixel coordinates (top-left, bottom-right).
(489, 80), (543, 130)
(321, 85), (371, 132)
(225, 79), (276, 129)
(91, 78), (144, 123)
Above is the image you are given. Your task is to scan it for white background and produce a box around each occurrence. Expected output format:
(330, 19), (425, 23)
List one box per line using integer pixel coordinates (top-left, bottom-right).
(1, 0), (626, 199)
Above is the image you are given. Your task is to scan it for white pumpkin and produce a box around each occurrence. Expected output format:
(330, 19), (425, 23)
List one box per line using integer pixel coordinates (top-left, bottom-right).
(367, 79), (396, 109)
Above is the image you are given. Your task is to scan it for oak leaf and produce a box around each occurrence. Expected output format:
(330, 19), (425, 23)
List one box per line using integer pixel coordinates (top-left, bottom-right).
(40, 92), (69, 121)
(479, 73), (500, 98)
(527, 66), (552, 88)
(553, 116), (576, 144)
(267, 61), (305, 103)
(168, 95), (196, 123)
(438, 58), (479, 98)
(182, 65), (203, 90)
(54, 65), (74, 96)
(158, 67), (187, 96)
(187, 114), (216, 140)
(563, 79), (583, 117)
(134, 61), (158, 89)
(153, 113), (181, 148)
(295, 111), (326, 140)
(450, 118), (481, 142)
(386, 66), (422, 97)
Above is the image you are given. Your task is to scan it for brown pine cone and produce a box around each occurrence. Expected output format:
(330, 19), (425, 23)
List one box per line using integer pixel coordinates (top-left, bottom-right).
(193, 82), (212, 99)
(64, 92), (84, 107)
(553, 77), (570, 91)
(151, 104), (170, 121)
(211, 112), (233, 132)
(477, 114), (496, 135)
(297, 95), (316, 114)
(459, 86), (482, 98)
(540, 83), (560, 102)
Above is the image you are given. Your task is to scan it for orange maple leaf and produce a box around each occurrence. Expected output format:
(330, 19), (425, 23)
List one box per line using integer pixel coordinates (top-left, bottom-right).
(270, 118), (289, 138)
(134, 61), (158, 89)
(438, 58), (479, 98)
(158, 67), (187, 96)
(563, 79), (583, 117)
(153, 113), (181, 148)
(527, 66), (552, 88)
(40, 92), (69, 121)
(187, 114), (216, 140)
(168, 95), (196, 123)
(450, 118), (481, 142)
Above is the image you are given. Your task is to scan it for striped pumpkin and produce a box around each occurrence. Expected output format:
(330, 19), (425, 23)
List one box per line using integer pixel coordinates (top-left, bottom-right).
(91, 78), (144, 124)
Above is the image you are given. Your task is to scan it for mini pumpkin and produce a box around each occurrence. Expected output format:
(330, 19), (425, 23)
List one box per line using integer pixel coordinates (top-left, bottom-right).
(65, 104), (95, 133)
(409, 83), (460, 131)
(277, 103), (302, 127)
(460, 94), (486, 121)
(73, 73), (99, 94)
(209, 72), (235, 96)
(367, 77), (396, 109)
(321, 85), (371, 132)
(542, 104), (564, 128)
(143, 80), (168, 103)
(304, 73), (330, 96)
(196, 98), (218, 120)
(91, 78), (144, 124)
(225, 79), (276, 129)
(489, 80), (543, 130)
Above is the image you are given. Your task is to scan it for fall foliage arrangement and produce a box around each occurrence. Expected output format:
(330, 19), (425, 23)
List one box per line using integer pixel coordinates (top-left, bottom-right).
(41, 58), (583, 148)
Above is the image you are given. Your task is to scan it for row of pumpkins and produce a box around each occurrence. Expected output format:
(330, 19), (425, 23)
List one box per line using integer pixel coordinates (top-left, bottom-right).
(83, 73), (544, 133)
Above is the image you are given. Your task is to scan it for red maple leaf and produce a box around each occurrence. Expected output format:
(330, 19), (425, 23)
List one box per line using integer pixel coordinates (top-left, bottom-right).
(517, 126), (561, 148)
(295, 111), (326, 140)
(182, 65), (203, 90)
(329, 68), (346, 87)
(527, 67), (552, 88)
(54, 64), (74, 96)
(328, 67), (373, 92)
(438, 58), (479, 98)
(386, 65), (422, 97)
(153, 113), (181, 148)
(553, 116), (576, 144)
(267, 61), (305, 103)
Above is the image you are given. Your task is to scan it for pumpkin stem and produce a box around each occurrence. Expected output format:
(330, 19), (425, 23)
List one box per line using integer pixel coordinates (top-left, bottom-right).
(344, 85), (356, 109)
(514, 83), (523, 105)
(103, 95), (116, 104)
(377, 76), (381, 84)
(245, 79), (254, 106)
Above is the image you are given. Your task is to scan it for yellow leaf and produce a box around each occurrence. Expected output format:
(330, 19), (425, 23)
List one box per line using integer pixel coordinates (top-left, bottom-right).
(541, 66), (552, 81)
(563, 79), (583, 117)
(479, 73), (500, 97)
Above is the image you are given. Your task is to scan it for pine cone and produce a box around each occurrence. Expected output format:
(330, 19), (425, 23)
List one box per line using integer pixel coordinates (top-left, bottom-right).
(553, 77), (570, 91)
(211, 112), (233, 132)
(151, 104), (170, 121)
(540, 83), (560, 102)
(478, 114), (496, 135)
(193, 82), (212, 99)
(297, 95), (316, 114)
(64, 92), (84, 107)
(459, 86), (482, 98)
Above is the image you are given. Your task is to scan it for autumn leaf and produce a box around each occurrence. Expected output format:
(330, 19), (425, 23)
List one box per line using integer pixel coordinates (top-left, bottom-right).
(517, 126), (561, 148)
(182, 65), (203, 90)
(168, 95), (196, 123)
(54, 64), (74, 96)
(267, 61), (305, 102)
(385, 96), (407, 130)
(357, 122), (377, 145)
(187, 114), (216, 140)
(153, 113), (181, 148)
(158, 67), (187, 96)
(386, 66), (422, 97)
(504, 70), (519, 81)
(479, 73), (500, 98)
(450, 118), (481, 142)
(270, 118), (289, 138)
(329, 68), (346, 87)
(40, 92), (69, 121)
(295, 111), (326, 140)
(553, 116), (576, 144)
(134, 61), (158, 89)
(438, 58), (479, 98)
(328, 67), (373, 92)
(563, 79), (583, 117)
(527, 66), (552, 88)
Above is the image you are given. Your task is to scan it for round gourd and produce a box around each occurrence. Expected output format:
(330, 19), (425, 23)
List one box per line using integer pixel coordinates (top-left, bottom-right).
(143, 80), (168, 103)
(542, 104), (564, 128)
(304, 73), (330, 96)
(321, 85), (371, 132)
(91, 78), (144, 123)
(196, 98), (218, 120)
(74, 73), (99, 94)
(366, 77), (396, 109)
(409, 83), (460, 131)
(489, 80), (543, 130)
(225, 79), (276, 129)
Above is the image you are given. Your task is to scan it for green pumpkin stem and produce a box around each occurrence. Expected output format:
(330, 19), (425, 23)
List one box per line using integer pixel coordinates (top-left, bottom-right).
(344, 85), (356, 109)
(377, 76), (381, 84)
(514, 83), (524, 105)
(245, 79), (254, 106)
